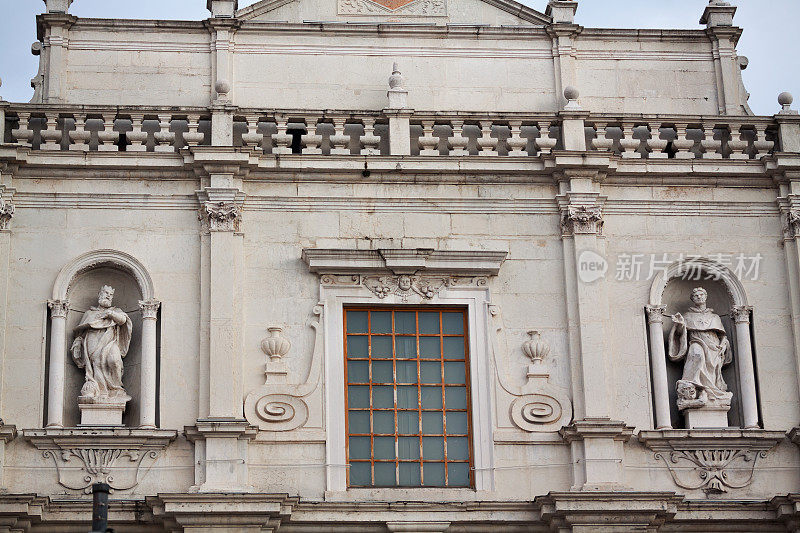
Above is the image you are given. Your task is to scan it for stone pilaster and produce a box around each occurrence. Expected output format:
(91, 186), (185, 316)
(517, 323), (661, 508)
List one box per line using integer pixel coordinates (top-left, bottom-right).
(0, 421), (16, 490)
(0, 188), (13, 426)
(701, 1), (747, 115)
(37, 12), (76, 103)
(546, 6), (581, 111)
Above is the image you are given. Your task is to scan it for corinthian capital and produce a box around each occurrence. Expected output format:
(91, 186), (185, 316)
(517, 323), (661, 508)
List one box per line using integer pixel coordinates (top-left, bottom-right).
(201, 201), (241, 232)
(139, 299), (161, 320)
(0, 198), (14, 231)
(563, 205), (604, 235)
(786, 210), (800, 239)
(645, 305), (667, 324)
(47, 299), (70, 318)
(730, 305), (753, 324)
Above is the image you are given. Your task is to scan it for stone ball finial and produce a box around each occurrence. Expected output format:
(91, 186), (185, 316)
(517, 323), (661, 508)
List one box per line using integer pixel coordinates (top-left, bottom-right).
(564, 86), (579, 101)
(779, 92), (794, 107)
(215, 79), (231, 96)
(389, 62), (405, 90)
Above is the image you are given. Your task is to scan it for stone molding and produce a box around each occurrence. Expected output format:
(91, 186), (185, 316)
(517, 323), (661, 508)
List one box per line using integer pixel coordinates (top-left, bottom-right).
(560, 419), (635, 443)
(244, 306), (323, 432)
(0, 422), (17, 443)
(302, 248), (507, 276)
(338, 0), (447, 17)
(147, 493), (297, 532)
(22, 427), (177, 494)
(386, 522), (451, 532)
(184, 419), (258, 442)
(639, 429), (784, 496)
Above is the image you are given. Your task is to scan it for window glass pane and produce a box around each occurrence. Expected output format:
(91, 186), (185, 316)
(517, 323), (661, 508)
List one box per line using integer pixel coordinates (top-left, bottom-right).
(421, 386), (443, 409)
(395, 311), (416, 334)
(420, 361), (442, 383)
(371, 361), (393, 383)
(397, 386), (419, 409)
(448, 463), (470, 487)
(374, 437), (396, 460)
(371, 311), (392, 333)
(373, 411), (394, 434)
(423, 437), (445, 460)
(371, 336), (393, 359)
(398, 437), (420, 460)
(419, 337), (441, 358)
(399, 462), (421, 486)
(395, 336), (417, 358)
(442, 312), (464, 334)
(423, 463), (445, 487)
(347, 361), (369, 383)
(419, 312), (440, 334)
(347, 336), (368, 358)
(348, 386), (369, 408)
(348, 411), (370, 434)
(374, 462), (396, 487)
(445, 387), (468, 409)
(422, 412), (443, 434)
(372, 386), (394, 408)
(443, 361), (466, 384)
(347, 311), (368, 333)
(396, 361), (418, 383)
(349, 436), (371, 460)
(447, 436), (469, 460)
(443, 337), (465, 359)
(446, 412), (469, 434)
(350, 462), (371, 486)
(397, 411), (419, 434)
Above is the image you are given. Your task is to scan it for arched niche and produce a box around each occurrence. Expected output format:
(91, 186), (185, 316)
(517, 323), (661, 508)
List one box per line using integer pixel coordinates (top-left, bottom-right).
(46, 250), (160, 429)
(646, 258), (759, 430)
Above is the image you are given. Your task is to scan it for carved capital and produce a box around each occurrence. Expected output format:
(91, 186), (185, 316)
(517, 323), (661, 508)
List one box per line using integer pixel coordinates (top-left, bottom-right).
(787, 210), (800, 239)
(201, 201), (241, 232)
(47, 299), (69, 319)
(730, 305), (753, 324)
(139, 299), (161, 320)
(645, 305), (667, 324)
(0, 198), (14, 231)
(562, 205), (604, 235)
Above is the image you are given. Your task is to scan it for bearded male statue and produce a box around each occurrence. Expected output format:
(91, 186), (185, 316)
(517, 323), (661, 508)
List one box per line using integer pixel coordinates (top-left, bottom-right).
(668, 287), (733, 412)
(71, 285), (132, 405)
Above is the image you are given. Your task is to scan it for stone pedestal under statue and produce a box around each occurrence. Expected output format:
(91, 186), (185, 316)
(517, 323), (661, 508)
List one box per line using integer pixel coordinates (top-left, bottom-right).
(78, 396), (130, 426)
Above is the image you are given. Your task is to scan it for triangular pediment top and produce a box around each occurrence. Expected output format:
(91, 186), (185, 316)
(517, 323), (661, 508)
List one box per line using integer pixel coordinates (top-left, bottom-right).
(236, 0), (551, 25)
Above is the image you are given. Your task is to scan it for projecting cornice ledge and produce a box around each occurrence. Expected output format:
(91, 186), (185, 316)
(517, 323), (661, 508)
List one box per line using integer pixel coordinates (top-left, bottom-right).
(301, 248), (508, 276)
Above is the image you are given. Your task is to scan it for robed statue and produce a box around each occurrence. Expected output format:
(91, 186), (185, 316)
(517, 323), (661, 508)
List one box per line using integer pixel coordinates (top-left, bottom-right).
(71, 285), (132, 403)
(668, 287), (733, 411)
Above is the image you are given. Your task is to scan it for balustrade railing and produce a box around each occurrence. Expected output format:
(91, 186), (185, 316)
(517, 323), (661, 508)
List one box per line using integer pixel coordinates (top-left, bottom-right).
(1, 104), (784, 161)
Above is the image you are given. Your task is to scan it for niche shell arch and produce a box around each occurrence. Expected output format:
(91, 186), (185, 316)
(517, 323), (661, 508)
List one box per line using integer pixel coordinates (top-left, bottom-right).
(649, 257), (748, 308)
(52, 249), (155, 301)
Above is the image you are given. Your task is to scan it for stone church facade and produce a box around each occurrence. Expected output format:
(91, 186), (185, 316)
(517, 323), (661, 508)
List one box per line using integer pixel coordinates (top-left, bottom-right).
(1, 0), (800, 530)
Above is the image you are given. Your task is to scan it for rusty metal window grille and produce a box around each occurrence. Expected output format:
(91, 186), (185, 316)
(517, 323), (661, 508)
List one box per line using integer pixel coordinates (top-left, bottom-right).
(344, 307), (473, 488)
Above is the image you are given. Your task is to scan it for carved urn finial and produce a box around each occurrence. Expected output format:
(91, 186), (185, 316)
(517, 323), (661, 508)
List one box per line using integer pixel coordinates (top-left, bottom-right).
(261, 327), (291, 362)
(389, 62), (405, 90)
(522, 331), (550, 367)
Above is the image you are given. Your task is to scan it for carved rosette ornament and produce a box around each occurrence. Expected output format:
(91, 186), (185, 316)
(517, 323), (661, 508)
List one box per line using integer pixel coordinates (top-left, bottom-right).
(202, 201), (241, 232)
(563, 205), (604, 235)
(0, 197), (14, 231)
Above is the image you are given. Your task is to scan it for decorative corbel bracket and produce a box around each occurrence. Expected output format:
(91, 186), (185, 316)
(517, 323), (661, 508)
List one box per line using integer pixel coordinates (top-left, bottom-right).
(639, 429), (784, 496)
(22, 427), (177, 494)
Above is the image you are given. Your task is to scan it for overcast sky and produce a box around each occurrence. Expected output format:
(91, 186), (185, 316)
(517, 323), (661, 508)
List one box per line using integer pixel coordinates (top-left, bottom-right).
(0, 0), (797, 115)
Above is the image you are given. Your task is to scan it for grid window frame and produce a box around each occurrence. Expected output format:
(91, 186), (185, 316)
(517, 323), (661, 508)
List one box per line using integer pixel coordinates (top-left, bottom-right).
(344, 306), (475, 489)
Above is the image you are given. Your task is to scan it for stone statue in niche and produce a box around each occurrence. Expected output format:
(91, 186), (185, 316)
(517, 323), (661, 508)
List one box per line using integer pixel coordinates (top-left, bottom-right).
(71, 285), (132, 425)
(668, 287), (733, 425)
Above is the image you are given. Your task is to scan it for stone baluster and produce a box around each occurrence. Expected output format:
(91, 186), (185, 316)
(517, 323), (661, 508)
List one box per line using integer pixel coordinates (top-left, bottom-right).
(419, 120), (439, 156)
(700, 123), (723, 159)
(46, 299), (69, 428)
(272, 116), (293, 155)
(11, 112), (34, 147)
(727, 124), (750, 160)
(731, 306), (759, 429)
(139, 299), (161, 428)
(183, 114), (205, 147)
(448, 120), (470, 156)
(68, 113), (90, 152)
(154, 114), (175, 153)
(330, 118), (350, 155)
(97, 113), (119, 152)
(619, 122), (640, 159)
(535, 121), (557, 154)
(673, 124), (695, 159)
(360, 117), (381, 156)
(477, 121), (498, 156)
(301, 117), (323, 155)
(590, 122), (614, 152)
(646, 122), (668, 159)
(506, 121), (528, 156)
(127, 113), (148, 152)
(753, 124), (775, 158)
(40, 112), (62, 151)
(645, 305), (672, 429)
(241, 114), (264, 151)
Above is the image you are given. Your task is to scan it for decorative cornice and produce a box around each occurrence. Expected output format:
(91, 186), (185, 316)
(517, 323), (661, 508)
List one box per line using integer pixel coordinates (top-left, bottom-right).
(302, 248), (507, 276)
(147, 493), (298, 532)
